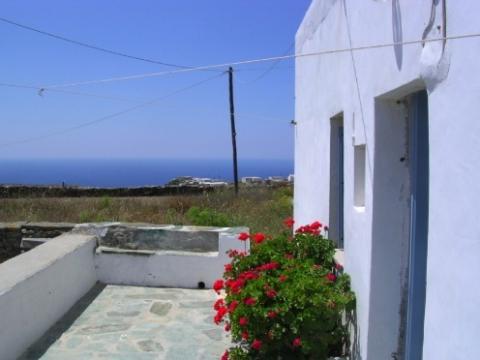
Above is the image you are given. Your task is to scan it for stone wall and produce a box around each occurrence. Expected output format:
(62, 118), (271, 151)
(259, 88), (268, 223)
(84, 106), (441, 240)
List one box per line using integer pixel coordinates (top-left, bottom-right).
(0, 223), (23, 263)
(0, 185), (214, 198)
(0, 222), (75, 263)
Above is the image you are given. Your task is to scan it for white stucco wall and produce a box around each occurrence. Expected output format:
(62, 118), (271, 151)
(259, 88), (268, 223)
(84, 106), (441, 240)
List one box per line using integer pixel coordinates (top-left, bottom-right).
(95, 230), (248, 289)
(295, 1), (480, 359)
(0, 234), (97, 360)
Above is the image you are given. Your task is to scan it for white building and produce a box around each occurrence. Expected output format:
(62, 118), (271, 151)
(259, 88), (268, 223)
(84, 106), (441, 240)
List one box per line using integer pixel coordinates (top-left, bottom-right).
(294, 1), (479, 359)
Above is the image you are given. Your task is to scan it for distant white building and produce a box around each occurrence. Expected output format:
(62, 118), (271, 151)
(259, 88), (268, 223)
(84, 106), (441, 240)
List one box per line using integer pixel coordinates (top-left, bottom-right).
(241, 176), (263, 185)
(294, 1), (479, 359)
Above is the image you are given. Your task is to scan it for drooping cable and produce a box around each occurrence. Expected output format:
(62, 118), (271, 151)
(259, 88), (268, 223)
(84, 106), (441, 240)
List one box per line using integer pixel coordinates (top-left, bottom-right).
(0, 73), (225, 148)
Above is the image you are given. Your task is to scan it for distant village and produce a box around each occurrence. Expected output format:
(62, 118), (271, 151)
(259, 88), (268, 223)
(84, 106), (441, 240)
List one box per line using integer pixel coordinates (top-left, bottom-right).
(166, 174), (294, 187)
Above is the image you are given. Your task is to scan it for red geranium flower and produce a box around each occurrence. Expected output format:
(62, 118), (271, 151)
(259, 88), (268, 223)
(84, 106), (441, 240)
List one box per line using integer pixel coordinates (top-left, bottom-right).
(283, 217), (295, 228)
(221, 350), (229, 360)
(310, 221), (322, 230)
(252, 232), (266, 244)
(265, 289), (277, 298)
(228, 300), (238, 313)
(224, 263), (233, 272)
(252, 339), (262, 351)
(279, 274), (288, 282)
(267, 310), (277, 318)
(244, 297), (256, 306)
(242, 331), (249, 340)
(213, 279), (224, 294)
(326, 273), (337, 282)
(214, 306), (228, 324)
(256, 262), (280, 272)
(292, 337), (302, 348)
(238, 232), (250, 241)
(239, 317), (249, 326)
(224, 322), (231, 331)
(213, 298), (224, 311)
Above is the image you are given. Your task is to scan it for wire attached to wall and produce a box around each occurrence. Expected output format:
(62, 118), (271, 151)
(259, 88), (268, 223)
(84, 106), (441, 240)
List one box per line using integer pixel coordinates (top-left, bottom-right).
(35, 32), (480, 90)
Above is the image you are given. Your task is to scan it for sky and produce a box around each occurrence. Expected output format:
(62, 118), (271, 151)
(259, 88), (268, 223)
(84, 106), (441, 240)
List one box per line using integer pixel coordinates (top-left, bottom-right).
(0, 0), (312, 160)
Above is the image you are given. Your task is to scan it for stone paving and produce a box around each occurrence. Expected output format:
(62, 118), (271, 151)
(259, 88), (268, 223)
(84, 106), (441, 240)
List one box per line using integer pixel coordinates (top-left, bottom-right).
(20, 284), (230, 360)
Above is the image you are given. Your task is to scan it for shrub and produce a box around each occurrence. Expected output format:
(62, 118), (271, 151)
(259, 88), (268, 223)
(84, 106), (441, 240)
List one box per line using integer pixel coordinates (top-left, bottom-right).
(213, 219), (355, 360)
(186, 206), (231, 227)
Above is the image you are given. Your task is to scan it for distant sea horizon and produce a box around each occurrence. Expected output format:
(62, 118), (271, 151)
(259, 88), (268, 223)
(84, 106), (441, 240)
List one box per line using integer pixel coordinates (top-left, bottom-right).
(0, 158), (294, 188)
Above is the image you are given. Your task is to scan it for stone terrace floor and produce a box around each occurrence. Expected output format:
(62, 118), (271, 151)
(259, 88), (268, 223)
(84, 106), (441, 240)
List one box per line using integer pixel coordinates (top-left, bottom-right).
(20, 284), (230, 360)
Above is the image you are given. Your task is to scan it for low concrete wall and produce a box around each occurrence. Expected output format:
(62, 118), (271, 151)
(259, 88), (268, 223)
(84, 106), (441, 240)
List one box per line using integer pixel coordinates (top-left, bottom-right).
(0, 233), (97, 360)
(87, 224), (248, 288)
(0, 222), (75, 263)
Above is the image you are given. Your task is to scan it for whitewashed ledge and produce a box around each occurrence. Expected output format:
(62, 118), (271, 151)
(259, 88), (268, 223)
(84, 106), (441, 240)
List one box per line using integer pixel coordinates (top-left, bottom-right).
(0, 233), (97, 360)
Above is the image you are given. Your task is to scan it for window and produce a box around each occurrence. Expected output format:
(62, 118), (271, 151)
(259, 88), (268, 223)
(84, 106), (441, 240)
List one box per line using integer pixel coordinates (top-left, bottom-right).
(354, 144), (366, 207)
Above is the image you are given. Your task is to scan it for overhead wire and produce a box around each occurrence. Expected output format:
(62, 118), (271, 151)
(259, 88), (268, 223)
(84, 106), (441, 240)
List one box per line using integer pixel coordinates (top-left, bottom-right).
(0, 82), (142, 102)
(0, 16), (218, 71)
(0, 80), (289, 123)
(38, 32), (480, 90)
(0, 72), (225, 149)
(238, 42), (295, 84)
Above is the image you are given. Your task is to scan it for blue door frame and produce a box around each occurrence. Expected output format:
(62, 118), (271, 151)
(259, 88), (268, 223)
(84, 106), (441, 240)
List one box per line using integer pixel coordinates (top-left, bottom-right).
(338, 125), (344, 248)
(405, 90), (429, 360)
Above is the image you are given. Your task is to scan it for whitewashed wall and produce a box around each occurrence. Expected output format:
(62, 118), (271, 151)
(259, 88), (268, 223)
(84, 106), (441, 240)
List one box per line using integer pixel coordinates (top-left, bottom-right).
(0, 234), (97, 360)
(94, 230), (248, 289)
(294, 1), (480, 359)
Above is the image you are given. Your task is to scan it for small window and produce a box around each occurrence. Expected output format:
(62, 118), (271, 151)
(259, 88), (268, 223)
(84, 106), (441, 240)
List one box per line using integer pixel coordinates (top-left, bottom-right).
(354, 145), (366, 207)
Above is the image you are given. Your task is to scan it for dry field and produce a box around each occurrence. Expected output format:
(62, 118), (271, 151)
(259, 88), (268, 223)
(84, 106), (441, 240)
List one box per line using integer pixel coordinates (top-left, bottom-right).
(0, 186), (293, 235)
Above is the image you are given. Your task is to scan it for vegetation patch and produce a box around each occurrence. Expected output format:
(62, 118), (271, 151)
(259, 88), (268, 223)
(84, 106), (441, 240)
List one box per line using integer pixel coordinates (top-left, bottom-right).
(213, 219), (355, 359)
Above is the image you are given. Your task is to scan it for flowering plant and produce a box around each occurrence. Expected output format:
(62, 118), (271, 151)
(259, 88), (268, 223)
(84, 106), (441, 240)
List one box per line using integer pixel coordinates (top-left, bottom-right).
(214, 218), (355, 359)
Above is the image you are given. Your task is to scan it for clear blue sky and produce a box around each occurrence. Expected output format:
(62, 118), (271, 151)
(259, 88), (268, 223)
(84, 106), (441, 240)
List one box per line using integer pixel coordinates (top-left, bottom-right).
(0, 0), (311, 160)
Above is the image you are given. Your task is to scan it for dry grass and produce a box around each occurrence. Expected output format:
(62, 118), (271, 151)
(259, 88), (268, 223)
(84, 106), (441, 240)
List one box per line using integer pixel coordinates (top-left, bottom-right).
(0, 186), (293, 235)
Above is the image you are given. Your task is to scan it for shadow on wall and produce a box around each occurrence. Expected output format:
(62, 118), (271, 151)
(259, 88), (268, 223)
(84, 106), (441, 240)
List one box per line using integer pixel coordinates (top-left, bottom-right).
(19, 283), (106, 360)
(392, 0), (403, 70)
(346, 308), (363, 360)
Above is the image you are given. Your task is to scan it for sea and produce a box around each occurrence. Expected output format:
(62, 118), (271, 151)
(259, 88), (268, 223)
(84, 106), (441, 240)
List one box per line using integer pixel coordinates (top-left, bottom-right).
(0, 158), (294, 188)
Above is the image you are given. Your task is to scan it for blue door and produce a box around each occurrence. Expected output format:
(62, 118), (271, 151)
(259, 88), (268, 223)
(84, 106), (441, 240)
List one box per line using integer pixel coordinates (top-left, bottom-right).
(405, 90), (429, 360)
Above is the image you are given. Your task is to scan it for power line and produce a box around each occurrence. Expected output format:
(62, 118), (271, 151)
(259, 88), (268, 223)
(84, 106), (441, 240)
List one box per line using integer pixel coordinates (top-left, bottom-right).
(40, 32), (480, 90)
(239, 42), (295, 84)
(0, 82), (142, 102)
(0, 80), (290, 122)
(0, 73), (225, 149)
(0, 16), (215, 71)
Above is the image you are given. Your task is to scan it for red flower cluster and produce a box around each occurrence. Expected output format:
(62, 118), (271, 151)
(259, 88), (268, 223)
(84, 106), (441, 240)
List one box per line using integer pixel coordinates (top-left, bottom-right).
(252, 339), (262, 351)
(283, 216), (295, 228)
(295, 220), (324, 236)
(267, 310), (278, 318)
(326, 272), (337, 282)
(265, 287), (277, 299)
(224, 263), (233, 272)
(214, 305), (228, 324)
(214, 298), (225, 311)
(256, 262), (280, 272)
(213, 279), (224, 294)
(292, 337), (302, 348)
(227, 249), (247, 258)
(244, 297), (257, 306)
(238, 232), (249, 241)
(239, 316), (249, 326)
(252, 232), (266, 244)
